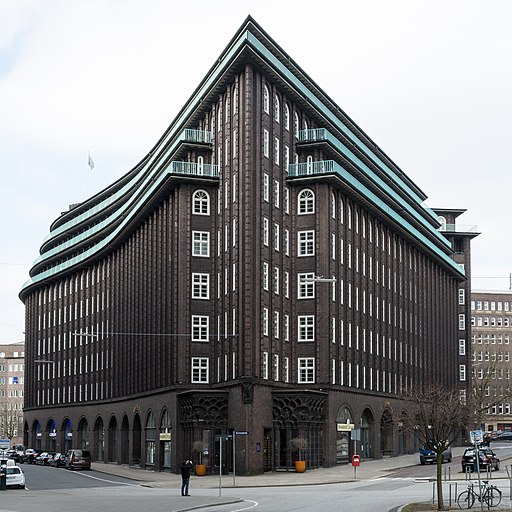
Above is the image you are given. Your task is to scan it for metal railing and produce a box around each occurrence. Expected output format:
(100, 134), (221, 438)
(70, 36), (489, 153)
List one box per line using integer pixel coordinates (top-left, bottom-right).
(168, 161), (219, 177)
(287, 159), (336, 177)
(180, 128), (213, 144)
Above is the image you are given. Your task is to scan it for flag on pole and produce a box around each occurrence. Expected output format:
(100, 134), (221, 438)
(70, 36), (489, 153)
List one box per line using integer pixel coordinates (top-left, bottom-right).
(88, 152), (95, 171)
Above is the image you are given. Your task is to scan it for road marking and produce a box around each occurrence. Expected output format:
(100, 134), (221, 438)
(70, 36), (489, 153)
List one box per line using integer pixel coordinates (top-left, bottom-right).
(229, 500), (259, 512)
(67, 470), (140, 486)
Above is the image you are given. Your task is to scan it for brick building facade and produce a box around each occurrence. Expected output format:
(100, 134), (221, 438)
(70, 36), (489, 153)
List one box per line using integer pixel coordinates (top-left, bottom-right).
(20, 17), (472, 474)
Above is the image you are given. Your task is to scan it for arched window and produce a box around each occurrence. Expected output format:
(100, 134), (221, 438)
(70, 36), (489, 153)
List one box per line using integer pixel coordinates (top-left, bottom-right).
(284, 104), (290, 130)
(306, 155), (313, 174)
(217, 107), (222, 132)
(438, 216), (447, 231)
(197, 155), (204, 175)
(348, 204), (352, 229)
(145, 412), (156, 465)
(274, 94), (280, 123)
(193, 190), (210, 215)
(294, 112), (299, 138)
(303, 119), (309, 133)
(263, 85), (270, 114)
(339, 198), (344, 224)
(298, 189), (315, 214)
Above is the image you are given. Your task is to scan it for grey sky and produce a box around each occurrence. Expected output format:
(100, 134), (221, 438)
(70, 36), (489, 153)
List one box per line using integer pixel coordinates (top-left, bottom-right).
(1, 0), (510, 343)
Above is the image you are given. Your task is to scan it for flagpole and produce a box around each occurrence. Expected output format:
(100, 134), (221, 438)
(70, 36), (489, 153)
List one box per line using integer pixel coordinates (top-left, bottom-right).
(87, 151), (95, 199)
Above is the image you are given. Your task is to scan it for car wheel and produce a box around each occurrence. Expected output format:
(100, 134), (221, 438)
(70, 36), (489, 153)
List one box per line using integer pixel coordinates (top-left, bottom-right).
(421, 460), (425, 465)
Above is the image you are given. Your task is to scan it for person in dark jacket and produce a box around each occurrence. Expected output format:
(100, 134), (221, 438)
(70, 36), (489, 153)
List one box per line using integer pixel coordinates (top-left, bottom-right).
(181, 459), (194, 496)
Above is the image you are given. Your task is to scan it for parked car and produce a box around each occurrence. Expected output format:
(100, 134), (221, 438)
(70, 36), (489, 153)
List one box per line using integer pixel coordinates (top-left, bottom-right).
(5, 465), (25, 488)
(50, 452), (67, 468)
(65, 449), (91, 470)
(5, 449), (21, 463)
(461, 447), (500, 472)
(419, 446), (452, 465)
(35, 451), (56, 466)
(497, 431), (512, 441)
(20, 448), (42, 464)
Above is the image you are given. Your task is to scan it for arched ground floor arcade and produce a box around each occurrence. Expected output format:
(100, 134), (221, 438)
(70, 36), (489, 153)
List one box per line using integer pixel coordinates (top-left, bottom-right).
(23, 382), (420, 475)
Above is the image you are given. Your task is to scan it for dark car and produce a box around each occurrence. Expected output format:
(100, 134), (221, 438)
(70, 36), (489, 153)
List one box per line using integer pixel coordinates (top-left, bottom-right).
(35, 451), (56, 466)
(461, 447), (500, 472)
(65, 449), (91, 470)
(50, 452), (67, 468)
(5, 450), (21, 463)
(20, 448), (42, 464)
(497, 431), (512, 441)
(419, 446), (452, 465)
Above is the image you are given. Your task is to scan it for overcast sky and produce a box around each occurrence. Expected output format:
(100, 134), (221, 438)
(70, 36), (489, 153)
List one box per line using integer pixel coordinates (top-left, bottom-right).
(1, 0), (511, 344)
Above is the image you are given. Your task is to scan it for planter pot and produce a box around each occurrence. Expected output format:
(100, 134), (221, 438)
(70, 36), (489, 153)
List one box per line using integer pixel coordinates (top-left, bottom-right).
(294, 460), (306, 473)
(195, 464), (206, 476)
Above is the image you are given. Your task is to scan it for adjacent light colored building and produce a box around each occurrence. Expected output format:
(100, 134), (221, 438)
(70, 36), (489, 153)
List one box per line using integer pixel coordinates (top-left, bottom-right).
(0, 342), (25, 447)
(471, 291), (512, 431)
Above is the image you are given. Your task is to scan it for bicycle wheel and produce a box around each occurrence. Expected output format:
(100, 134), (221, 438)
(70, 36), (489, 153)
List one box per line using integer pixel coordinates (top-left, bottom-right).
(483, 487), (502, 507)
(457, 490), (475, 509)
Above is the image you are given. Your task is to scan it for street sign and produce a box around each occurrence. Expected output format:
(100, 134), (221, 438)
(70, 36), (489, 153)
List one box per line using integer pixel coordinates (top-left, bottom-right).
(0, 439), (9, 450)
(470, 430), (484, 444)
(235, 431), (249, 436)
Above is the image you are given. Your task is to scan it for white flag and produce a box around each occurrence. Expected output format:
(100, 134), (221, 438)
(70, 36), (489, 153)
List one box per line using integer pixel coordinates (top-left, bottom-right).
(88, 152), (95, 171)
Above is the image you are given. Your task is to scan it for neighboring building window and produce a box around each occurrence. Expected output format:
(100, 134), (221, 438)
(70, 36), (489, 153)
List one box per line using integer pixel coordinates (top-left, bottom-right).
(298, 315), (315, 341)
(192, 273), (210, 299)
(192, 190), (209, 215)
(192, 357), (209, 383)
(298, 230), (315, 256)
(192, 231), (210, 257)
(192, 315), (209, 341)
(298, 358), (315, 383)
(263, 84), (270, 113)
(298, 273), (315, 299)
(298, 189), (315, 214)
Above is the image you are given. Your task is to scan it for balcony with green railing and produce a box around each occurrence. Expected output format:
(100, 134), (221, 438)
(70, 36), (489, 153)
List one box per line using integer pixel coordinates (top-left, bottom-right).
(179, 128), (213, 144)
(287, 159), (339, 177)
(167, 161), (219, 177)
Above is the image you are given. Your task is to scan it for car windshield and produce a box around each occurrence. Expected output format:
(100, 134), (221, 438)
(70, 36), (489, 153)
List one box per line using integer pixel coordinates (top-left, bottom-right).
(6, 467), (21, 475)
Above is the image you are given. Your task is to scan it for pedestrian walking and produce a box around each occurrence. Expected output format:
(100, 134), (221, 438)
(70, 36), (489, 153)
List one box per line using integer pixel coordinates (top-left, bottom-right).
(181, 458), (193, 496)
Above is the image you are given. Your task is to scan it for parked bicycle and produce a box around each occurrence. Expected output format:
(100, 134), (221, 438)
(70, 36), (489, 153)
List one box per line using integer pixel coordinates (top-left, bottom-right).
(457, 480), (502, 509)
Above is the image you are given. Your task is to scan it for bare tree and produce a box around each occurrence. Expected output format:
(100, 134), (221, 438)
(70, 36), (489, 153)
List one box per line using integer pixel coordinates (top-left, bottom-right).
(399, 384), (475, 511)
(0, 404), (23, 443)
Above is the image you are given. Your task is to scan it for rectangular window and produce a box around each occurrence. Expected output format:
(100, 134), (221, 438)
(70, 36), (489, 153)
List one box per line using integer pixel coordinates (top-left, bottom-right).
(263, 129), (269, 157)
(459, 339), (466, 356)
(263, 307), (269, 336)
(274, 354), (279, 381)
(459, 365), (466, 382)
(298, 230), (315, 256)
(263, 173), (269, 202)
(273, 267), (280, 295)
(262, 351), (269, 379)
(192, 315), (209, 341)
(192, 273), (210, 299)
(263, 262), (269, 290)
(284, 357), (290, 382)
(274, 137), (280, 165)
(458, 288), (465, 305)
(274, 311), (280, 338)
(274, 223), (280, 251)
(298, 273), (315, 298)
(192, 357), (209, 383)
(459, 314), (466, 330)
(298, 358), (315, 383)
(273, 180), (280, 207)
(284, 229), (290, 255)
(263, 217), (269, 246)
(192, 231), (210, 257)
(298, 315), (315, 341)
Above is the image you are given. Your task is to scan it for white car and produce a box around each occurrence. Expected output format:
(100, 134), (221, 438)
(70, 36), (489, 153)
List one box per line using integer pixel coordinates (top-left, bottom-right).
(5, 465), (26, 489)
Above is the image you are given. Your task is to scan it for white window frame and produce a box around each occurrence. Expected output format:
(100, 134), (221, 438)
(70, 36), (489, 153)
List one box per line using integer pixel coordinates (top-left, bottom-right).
(192, 190), (210, 215)
(298, 315), (315, 342)
(298, 230), (315, 256)
(298, 358), (315, 383)
(298, 273), (315, 299)
(192, 315), (209, 342)
(192, 231), (210, 257)
(192, 273), (210, 299)
(192, 357), (209, 383)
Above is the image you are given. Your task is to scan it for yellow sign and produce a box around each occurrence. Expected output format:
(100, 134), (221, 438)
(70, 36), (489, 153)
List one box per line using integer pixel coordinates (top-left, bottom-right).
(337, 423), (355, 431)
(159, 433), (172, 441)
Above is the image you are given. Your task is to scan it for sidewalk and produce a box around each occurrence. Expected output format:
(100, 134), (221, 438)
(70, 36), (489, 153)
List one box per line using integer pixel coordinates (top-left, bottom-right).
(89, 451), (437, 512)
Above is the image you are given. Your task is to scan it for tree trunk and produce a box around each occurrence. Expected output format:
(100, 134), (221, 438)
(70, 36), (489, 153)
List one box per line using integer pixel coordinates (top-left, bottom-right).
(437, 454), (445, 510)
